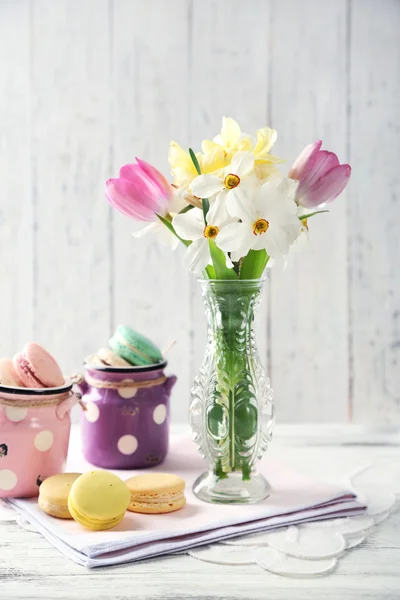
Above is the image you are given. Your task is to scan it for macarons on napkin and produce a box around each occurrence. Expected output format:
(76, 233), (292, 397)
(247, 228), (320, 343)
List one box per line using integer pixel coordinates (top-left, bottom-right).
(68, 471), (131, 531)
(9, 433), (364, 568)
(0, 342), (65, 389)
(125, 473), (186, 514)
(38, 471), (186, 529)
(38, 473), (82, 519)
(86, 325), (163, 368)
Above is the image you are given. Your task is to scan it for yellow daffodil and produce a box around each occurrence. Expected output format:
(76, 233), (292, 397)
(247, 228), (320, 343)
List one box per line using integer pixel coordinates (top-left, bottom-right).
(169, 118), (284, 190)
(202, 117), (282, 171)
(254, 160), (279, 181)
(168, 142), (198, 186)
(202, 117), (253, 160)
(168, 142), (227, 186)
(253, 127), (277, 159)
(252, 127), (284, 179)
(198, 146), (227, 176)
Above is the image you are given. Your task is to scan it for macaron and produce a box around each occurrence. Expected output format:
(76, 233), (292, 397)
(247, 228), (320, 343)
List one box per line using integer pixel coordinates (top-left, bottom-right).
(0, 358), (24, 387)
(109, 325), (163, 366)
(125, 473), (186, 514)
(68, 471), (130, 531)
(38, 473), (82, 519)
(13, 343), (64, 388)
(85, 348), (131, 368)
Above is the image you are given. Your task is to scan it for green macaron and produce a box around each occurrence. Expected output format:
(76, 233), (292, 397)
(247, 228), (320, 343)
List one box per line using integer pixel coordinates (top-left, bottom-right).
(109, 325), (163, 366)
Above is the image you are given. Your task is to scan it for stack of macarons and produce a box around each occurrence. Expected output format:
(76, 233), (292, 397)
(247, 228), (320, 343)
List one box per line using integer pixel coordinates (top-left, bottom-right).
(0, 342), (65, 389)
(38, 471), (186, 530)
(86, 325), (164, 368)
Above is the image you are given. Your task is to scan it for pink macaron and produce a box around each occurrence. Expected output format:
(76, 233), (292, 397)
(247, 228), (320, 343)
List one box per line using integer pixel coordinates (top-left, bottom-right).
(13, 343), (65, 388)
(0, 358), (24, 387)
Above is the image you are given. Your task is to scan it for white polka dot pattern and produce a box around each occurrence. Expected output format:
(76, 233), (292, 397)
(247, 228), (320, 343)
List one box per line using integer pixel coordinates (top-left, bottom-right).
(117, 380), (137, 399)
(0, 469), (18, 491)
(5, 406), (27, 422)
(117, 434), (138, 455)
(34, 430), (54, 452)
(85, 402), (100, 422)
(153, 404), (167, 425)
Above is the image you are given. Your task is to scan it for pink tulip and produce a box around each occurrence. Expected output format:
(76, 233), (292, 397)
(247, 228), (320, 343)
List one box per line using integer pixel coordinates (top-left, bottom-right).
(289, 140), (351, 208)
(106, 158), (173, 221)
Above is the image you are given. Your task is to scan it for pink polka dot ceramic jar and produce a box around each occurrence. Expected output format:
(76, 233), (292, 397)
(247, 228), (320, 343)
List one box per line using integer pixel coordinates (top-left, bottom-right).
(78, 361), (176, 469)
(0, 382), (79, 498)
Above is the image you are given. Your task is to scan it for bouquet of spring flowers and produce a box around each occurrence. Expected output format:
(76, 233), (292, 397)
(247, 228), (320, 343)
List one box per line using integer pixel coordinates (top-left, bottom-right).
(106, 118), (351, 504)
(106, 117), (351, 279)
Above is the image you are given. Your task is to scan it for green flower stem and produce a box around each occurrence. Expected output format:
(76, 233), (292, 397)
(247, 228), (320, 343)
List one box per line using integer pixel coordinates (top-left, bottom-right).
(209, 282), (259, 480)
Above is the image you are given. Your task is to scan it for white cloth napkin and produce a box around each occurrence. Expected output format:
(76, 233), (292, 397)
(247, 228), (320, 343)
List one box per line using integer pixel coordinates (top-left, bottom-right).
(7, 431), (365, 568)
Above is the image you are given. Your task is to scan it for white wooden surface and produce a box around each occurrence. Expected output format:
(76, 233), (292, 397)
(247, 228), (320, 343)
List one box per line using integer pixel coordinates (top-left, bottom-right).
(0, 0), (399, 425)
(1, 424), (399, 599)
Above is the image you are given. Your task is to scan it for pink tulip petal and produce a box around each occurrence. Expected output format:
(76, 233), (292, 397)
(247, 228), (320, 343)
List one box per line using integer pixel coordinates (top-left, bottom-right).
(288, 140), (322, 181)
(106, 178), (160, 221)
(298, 150), (340, 194)
(105, 180), (151, 221)
(119, 163), (144, 181)
(298, 164), (351, 207)
(119, 163), (165, 207)
(135, 157), (173, 200)
(120, 161), (173, 206)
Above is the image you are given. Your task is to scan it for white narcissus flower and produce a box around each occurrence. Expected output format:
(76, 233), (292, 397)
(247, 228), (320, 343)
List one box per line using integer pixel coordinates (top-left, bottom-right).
(172, 206), (234, 274)
(133, 221), (180, 249)
(217, 178), (302, 261)
(191, 151), (257, 221)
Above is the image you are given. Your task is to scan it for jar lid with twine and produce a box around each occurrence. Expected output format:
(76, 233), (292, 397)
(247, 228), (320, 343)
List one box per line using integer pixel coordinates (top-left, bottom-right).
(0, 379), (80, 408)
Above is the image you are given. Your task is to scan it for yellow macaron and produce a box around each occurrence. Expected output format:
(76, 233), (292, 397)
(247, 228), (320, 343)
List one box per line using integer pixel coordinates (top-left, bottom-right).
(125, 473), (186, 514)
(38, 473), (82, 519)
(68, 471), (130, 531)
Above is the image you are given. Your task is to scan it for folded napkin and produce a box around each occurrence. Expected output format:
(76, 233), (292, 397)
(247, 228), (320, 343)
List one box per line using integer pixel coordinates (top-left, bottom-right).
(8, 430), (365, 568)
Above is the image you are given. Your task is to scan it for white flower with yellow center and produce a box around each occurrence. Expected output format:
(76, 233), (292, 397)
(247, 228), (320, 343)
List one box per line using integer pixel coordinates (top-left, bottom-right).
(191, 151), (257, 221)
(217, 178), (302, 261)
(172, 206), (234, 274)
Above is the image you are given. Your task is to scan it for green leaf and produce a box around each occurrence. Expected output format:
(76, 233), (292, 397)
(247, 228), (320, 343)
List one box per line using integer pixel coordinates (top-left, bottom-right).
(156, 213), (190, 247)
(298, 209), (329, 221)
(178, 204), (194, 214)
(209, 240), (238, 279)
(201, 198), (210, 220)
(188, 148), (201, 175)
(189, 147), (209, 222)
(240, 250), (268, 279)
(206, 264), (215, 278)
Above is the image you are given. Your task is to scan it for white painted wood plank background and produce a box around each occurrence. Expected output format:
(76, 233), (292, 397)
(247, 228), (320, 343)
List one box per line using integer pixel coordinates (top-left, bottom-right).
(349, 0), (400, 423)
(0, 0), (398, 425)
(269, 0), (349, 423)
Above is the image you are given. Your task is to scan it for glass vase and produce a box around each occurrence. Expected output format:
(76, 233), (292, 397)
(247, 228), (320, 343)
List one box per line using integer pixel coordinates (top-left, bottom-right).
(190, 278), (274, 504)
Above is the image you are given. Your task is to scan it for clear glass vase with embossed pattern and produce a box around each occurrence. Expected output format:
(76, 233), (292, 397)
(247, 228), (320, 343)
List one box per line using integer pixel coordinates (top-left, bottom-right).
(190, 278), (274, 504)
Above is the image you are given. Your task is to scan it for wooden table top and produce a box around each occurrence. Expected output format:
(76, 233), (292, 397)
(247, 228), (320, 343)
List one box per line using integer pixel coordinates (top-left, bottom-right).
(1, 424), (399, 600)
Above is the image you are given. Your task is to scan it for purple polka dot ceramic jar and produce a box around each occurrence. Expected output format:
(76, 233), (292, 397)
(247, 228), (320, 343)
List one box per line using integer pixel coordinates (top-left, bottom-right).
(78, 362), (176, 469)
